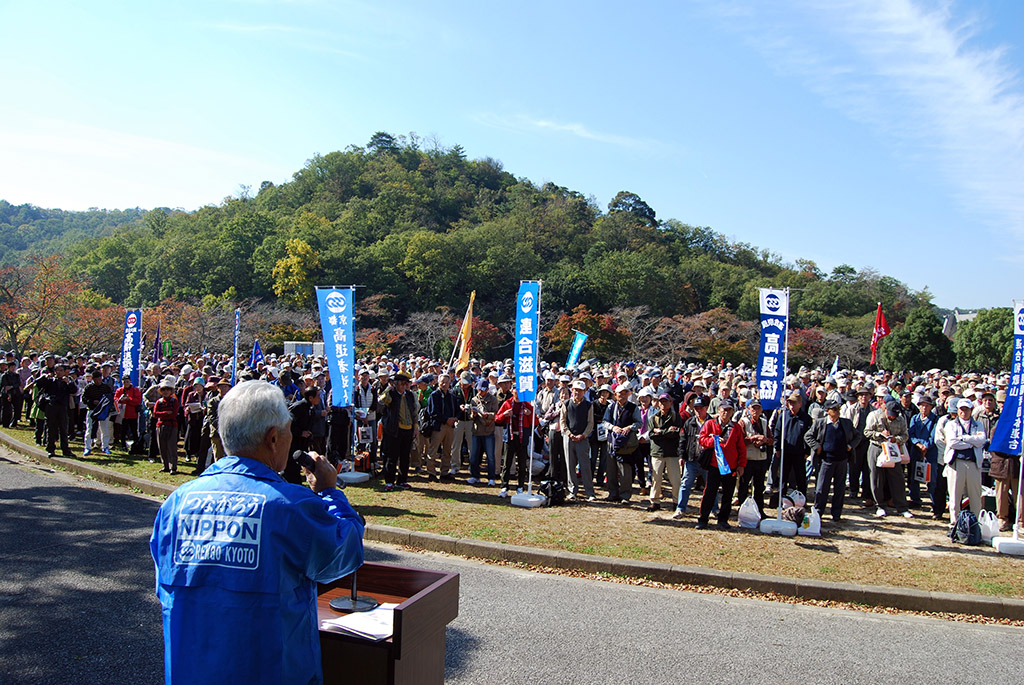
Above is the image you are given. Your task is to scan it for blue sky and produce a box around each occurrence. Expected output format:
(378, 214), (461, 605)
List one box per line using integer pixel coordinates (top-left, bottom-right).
(2, 0), (1022, 310)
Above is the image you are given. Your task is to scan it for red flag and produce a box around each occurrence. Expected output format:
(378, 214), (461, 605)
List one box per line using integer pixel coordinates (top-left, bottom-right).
(870, 303), (890, 365)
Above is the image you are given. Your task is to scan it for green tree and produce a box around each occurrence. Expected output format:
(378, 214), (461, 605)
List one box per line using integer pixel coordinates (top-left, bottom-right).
(877, 307), (954, 371)
(607, 191), (657, 228)
(954, 308), (1013, 371)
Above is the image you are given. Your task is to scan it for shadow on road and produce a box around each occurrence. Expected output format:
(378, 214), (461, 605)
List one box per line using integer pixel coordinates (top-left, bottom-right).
(0, 481), (164, 685)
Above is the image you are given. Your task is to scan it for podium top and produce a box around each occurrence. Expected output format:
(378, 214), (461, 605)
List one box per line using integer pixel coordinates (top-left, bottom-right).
(317, 562), (459, 657)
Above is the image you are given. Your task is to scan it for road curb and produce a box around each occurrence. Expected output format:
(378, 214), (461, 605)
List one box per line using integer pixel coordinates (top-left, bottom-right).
(3, 430), (1022, 620)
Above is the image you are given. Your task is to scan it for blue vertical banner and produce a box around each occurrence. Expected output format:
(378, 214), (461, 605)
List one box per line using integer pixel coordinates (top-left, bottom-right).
(249, 339), (264, 368)
(566, 330), (588, 368)
(990, 300), (1024, 455)
(756, 288), (789, 411)
(119, 309), (142, 386)
(514, 281), (540, 402)
(317, 287), (355, 407)
(232, 308), (240, 385)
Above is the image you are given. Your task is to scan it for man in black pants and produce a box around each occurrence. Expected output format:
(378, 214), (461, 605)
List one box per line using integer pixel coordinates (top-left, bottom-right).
(805, 399), (861, 521)
(696, 401), (746, 530)
(379, 373), (418, 491)
(36, 364), (76, 458)
(772, 392), (811, 500)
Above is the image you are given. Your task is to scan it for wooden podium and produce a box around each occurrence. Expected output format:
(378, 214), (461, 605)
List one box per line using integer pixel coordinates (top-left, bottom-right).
(318, 562), (459, 685)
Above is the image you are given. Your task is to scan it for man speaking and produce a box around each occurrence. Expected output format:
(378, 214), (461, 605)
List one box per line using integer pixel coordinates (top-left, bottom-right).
(150, 381), (364, 684)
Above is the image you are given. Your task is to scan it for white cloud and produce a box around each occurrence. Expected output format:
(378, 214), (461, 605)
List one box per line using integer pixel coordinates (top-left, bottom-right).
(474, 112), (662, 151)
(710, 0), (1024, 242)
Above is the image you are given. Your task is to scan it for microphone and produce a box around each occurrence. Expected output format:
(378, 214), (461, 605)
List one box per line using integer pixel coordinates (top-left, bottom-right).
(291, 449), (318, 472)
(291, 449), (349, 491)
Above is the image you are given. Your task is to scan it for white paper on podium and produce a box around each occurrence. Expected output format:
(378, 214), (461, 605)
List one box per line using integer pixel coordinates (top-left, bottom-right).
(320, 603), (398, 641)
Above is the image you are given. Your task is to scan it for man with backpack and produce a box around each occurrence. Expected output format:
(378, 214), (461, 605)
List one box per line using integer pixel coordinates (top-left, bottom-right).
(942, 398), (987, 528)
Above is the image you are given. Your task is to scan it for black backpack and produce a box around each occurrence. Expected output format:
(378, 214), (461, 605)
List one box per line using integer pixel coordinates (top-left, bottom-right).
(949, 509), (982, 545)
(539, 480), (565, 507)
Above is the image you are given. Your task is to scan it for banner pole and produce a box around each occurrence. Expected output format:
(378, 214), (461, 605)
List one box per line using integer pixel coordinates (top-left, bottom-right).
(447, 294), (474, 372)
(776, 287), (791, 522)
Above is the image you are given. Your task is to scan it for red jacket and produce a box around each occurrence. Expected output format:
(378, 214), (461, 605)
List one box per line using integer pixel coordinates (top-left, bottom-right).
(699, 418), (747, 470)
(113, 385), (142, 420)
(495, 399), (538, 441)
(153, 395), (180, 428)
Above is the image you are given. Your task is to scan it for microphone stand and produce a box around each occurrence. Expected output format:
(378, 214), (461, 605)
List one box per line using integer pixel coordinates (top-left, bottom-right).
(328, 568), (379, 612)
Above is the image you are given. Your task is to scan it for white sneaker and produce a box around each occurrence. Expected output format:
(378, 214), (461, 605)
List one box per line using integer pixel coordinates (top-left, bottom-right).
(467, 477), (479, 485)
(586, 496), (596, 502)
(516, 487), (524, 494)
(875, 507), (887, 518)
(488, 480), (496, 486)
(499, 488), (508, 498)
(671, 510), (685, 520)
(902, 511), (914, 519)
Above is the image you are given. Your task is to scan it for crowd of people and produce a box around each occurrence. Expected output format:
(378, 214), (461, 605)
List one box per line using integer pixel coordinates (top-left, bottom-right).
(3, 346), (1021, 534)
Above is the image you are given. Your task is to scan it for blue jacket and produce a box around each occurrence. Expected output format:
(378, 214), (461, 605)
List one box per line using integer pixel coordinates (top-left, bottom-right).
(908, 412), (938, 463)
(150, 456), (364, 684)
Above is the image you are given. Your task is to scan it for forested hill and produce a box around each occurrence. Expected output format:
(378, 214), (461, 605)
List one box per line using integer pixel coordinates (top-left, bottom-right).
(0, 201), (144, 265)
(7, 131), (935, 366)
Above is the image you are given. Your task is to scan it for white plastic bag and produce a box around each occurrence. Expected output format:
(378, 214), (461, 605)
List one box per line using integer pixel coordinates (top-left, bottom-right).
(782, 489), (806, 509)
(877, 443), (900, 468)
(738, 497), (761, 528)
(979, 510), (1000, 543)
(798, 507), (821, 537)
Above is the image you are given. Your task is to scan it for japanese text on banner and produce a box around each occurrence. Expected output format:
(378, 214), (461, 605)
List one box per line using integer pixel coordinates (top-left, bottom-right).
(756, 288), (788, 411)
(317, 287), (355, 407)
(514, 282), (540, 402)
(119, 309), (142, 386)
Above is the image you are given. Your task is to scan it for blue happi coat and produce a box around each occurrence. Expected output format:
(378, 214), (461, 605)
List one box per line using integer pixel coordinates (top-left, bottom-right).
(150, 456), (364, 684)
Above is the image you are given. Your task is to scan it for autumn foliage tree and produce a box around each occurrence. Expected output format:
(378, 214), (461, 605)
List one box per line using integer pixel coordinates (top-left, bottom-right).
(0, 255), (82, 356)
(42, 290), (125, 354)
(546, 305), (628, 360)
(452, 316), (504, 357)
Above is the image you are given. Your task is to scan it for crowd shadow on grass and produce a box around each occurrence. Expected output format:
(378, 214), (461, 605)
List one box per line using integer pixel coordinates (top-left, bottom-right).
(915, 543), (997, 558)
(795, 541), (840, 554)
(359, 504), (434, 519)
(413, 485), (514, 508)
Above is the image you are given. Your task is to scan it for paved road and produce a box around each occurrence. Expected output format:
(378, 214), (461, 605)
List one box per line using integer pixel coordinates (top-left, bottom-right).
(2, 452), (1022, 684)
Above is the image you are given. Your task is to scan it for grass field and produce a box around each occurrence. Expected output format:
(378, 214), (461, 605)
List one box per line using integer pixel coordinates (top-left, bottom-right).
(6, 424), (1024, 598)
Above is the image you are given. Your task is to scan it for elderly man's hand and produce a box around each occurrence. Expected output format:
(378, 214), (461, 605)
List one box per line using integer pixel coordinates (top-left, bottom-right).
(304, 452), (337, 493)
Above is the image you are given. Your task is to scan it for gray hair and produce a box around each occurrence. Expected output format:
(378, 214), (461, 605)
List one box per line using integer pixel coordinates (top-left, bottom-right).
(218, 381), (292, 457)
